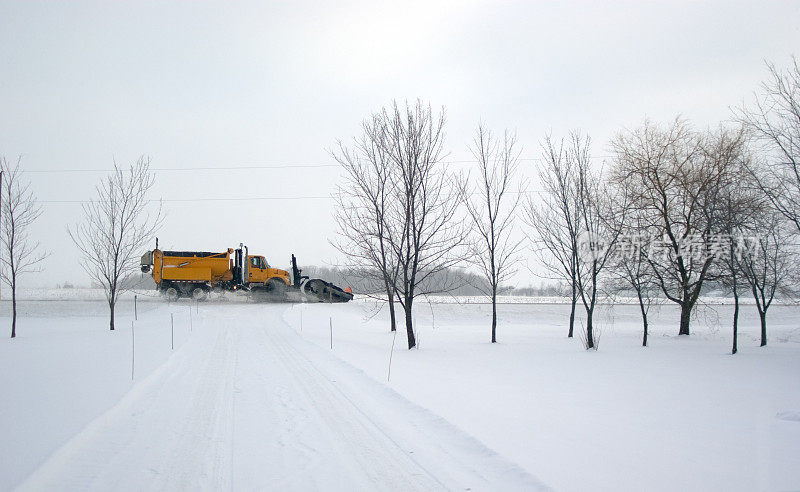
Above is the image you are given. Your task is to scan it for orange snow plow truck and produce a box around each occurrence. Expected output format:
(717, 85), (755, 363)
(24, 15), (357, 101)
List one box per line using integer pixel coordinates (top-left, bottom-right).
(140, 242), (353, 303)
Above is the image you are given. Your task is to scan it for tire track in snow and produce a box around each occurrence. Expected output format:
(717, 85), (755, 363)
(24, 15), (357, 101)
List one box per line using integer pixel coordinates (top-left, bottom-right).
(158, 325), (235, 490)
(258, 320), (447, 491)
(228, 314), (334, 489)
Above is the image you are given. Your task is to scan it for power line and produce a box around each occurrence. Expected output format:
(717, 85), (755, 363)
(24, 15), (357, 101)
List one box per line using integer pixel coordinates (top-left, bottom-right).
(25, 164), (342, 173)
(39, 195), (334, 204)
(23, 156), (615, 174)
(39, 189), (549, 204)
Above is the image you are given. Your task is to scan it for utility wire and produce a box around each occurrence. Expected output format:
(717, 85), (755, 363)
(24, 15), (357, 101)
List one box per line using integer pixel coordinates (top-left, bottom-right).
(40, 196), (333, 204)
(39, 189), (549, 204)
(25, 164), (341, 173)
(23, 156), (615, 174)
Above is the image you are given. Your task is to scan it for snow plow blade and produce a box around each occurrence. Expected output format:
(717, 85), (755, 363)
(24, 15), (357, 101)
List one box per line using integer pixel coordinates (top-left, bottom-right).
(288, 254), (353, 303)
(300, 279), (354, 303)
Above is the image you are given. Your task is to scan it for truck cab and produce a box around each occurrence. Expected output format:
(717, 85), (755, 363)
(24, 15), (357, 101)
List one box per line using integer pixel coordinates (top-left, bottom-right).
(246, 254), (290, 287)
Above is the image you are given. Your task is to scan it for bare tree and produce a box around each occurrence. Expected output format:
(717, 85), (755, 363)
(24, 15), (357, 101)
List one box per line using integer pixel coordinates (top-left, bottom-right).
(737, 212), (794, 347)
(716, 218), (748, 356)
(382, 100), (467, 349)
(610, 119), (746, 336)
(458, 124), (523, 343)
(572, 133), (628, 349)
(734, 57), (800, 233)
(332, 113), (400, 332)
(0, 157), (47, 338)
(609, 206), (657, 347)
(333, 100), (466, 348)
(526, 135), (581, 338)
(69, 157), (162, 331)
(712, 155), (763, 355)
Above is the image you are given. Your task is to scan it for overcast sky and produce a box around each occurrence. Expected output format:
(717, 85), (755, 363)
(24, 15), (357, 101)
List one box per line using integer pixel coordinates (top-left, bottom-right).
(1, 0), (799, 288)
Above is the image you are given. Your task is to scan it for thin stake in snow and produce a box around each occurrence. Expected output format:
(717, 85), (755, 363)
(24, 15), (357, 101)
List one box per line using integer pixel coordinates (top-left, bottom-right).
(426, 295), (435, 330)
(0, 168), (2, 302)
(131, 320), (135, 381)
(171, 313), (174, 350)
(387, 329), (397, 382)
(329, 317), (333, 349)
(134, 295), (137, 321)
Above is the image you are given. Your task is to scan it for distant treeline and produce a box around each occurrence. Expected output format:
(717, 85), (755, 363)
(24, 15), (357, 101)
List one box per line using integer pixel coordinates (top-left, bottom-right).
(300, 265), (572, 297)
(300, 264), (762, 300)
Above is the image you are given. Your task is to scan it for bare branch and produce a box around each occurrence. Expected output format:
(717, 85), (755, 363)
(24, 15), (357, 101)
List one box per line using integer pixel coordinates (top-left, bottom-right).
(734, 56), (800, 233)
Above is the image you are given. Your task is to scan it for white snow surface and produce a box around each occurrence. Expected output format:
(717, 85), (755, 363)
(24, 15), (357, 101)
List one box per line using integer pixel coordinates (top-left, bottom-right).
(1, 295), (799, 491)
(0, 299), (543, 491)
(283, 299), (800, 491)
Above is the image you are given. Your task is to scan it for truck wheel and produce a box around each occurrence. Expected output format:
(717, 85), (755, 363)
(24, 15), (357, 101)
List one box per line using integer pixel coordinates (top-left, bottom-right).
(265, 278), (287, 296)
(165, 287), (179, 302)
(191, 286), (208, 301)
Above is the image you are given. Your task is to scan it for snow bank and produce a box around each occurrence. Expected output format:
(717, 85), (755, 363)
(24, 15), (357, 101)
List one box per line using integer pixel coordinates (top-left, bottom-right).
(351, 293), (799, 306)
(9, 288), (161, 302)
(0, 300), (193, 488)
(11, 288), (799, 306)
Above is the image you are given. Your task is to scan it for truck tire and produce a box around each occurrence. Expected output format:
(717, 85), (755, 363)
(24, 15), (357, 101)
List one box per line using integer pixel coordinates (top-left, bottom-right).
(251, 279), (287, 302)
(165, 286), (179, 302)
(191, 286), (208, 301)
(265, 278), (287, 296)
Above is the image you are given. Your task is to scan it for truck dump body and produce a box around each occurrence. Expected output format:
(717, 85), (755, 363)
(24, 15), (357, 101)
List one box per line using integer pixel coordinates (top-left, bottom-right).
(152, 250), (234, 285)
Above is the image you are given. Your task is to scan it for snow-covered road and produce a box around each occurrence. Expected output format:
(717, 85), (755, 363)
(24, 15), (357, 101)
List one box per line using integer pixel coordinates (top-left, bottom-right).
(16, 304), (543, 491)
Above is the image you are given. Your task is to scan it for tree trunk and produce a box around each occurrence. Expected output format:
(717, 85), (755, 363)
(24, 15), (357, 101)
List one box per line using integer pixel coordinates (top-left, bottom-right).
(759, 309), (767, 347)
(732, 290), (739, 355)
(404, 298), (416, 349)
(387, 289), (397, 332)
(585, 307), (594, 349)
(678, 301), (691, 336)
(568, 282), (576, 338)
(491, 287), (497, 343)
(11, 280), (17, 338)
(109, 294), (116, 331)
(637, 291), (648, 347)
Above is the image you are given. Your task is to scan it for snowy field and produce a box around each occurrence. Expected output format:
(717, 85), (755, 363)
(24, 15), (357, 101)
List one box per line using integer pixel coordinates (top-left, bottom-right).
(0, 295), (798, 491)
(287, 300), (800, 491)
